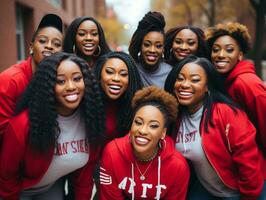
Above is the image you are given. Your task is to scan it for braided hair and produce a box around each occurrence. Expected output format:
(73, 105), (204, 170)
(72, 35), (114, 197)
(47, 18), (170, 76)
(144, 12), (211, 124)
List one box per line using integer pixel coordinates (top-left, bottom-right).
(128, 11), (166, 61)
(94, 51), (143, 134)
(63, 16), (110, 57)
(16, 52), (105, 152)
(165, 25), (206, 66)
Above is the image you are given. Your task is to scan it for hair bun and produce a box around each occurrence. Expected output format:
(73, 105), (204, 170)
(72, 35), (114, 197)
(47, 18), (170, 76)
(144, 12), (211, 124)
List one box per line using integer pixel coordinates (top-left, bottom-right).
(138, 11), (165, 30)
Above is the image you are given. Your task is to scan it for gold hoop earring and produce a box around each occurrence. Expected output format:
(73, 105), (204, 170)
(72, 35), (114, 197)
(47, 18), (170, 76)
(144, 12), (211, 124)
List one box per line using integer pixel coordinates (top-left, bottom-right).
(29, 49), (33, 55)
(93, 45), (101, 57)
(73, 45), (76, 54)
(158, 138), (166, 149)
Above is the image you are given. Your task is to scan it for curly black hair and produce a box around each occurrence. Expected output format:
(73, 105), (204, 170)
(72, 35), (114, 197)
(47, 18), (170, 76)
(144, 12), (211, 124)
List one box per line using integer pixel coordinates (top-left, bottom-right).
(164, 55), (238, 131)
(16, 52), (105, 152)
(94, 51), (143, 134)
(63, 16), (110, 61)
(165, 25), (206, 66)
(128, 11), (166, 61)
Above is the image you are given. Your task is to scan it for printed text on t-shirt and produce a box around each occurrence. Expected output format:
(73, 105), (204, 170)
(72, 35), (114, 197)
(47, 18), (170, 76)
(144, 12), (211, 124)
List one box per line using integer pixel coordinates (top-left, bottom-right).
(175, 130), (196, 143)
(54, 139), (89, 155)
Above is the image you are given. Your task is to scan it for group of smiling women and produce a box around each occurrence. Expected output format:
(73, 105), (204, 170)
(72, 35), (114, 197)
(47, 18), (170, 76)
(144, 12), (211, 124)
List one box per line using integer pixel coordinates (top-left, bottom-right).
(0, 10), (265, 200)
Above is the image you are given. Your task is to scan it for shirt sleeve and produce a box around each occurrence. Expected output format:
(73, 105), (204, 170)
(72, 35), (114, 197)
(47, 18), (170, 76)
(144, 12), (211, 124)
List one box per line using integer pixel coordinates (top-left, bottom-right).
(99, 145), (124, 200)
(227, 110), (263, 199)
(234, 78), (266, 152)
(0, 122), (24, 199)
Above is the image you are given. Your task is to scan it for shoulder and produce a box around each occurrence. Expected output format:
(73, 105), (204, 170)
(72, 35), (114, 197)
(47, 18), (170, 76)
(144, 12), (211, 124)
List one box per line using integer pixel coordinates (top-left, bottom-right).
(211, 103), (252, 128)
(163, 136), (189, 170)
(102, 135), (127, 157)
(0, 59), (31, 94)
(160, 62), (172, 70)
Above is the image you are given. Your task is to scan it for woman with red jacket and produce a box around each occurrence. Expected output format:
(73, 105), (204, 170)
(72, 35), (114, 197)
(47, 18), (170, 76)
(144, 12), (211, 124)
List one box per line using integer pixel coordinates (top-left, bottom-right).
(206, 22), (266, 199)
(99, 86), (190, 200)
(165, 55), (263, 200)
(0, 14), (63, 135)
(0, 53), (105, 199)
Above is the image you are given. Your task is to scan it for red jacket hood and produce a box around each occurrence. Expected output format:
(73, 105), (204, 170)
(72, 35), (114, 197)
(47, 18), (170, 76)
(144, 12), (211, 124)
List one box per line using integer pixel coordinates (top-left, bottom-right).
(225, 60), (256, 85)
(113, 133), (176, 164)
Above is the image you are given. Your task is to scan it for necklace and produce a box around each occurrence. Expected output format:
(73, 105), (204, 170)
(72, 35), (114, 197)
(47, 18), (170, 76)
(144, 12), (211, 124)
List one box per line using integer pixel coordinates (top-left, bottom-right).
(134, 148), (158, 180)
(135, 159), (154, 181)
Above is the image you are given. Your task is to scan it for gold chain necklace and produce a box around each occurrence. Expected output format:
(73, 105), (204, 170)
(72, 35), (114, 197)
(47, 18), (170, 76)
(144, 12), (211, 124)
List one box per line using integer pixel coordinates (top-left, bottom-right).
(135, 159), (154, 181)
(134, 148), (158, 181)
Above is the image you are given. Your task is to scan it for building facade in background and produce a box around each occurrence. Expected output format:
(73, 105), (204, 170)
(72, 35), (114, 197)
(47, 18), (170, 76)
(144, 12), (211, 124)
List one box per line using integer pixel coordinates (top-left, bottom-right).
(0, 0), (106, 71)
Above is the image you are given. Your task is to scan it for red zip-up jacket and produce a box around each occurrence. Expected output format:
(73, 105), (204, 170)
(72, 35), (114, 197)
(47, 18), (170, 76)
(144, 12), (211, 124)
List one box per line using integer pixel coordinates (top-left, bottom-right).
(172, 103), (263, 200)
(0, 110), (99, 200)
(99, 134), (190, 200)
(0, 57), (33, 135)
(224, 60), (266, 178)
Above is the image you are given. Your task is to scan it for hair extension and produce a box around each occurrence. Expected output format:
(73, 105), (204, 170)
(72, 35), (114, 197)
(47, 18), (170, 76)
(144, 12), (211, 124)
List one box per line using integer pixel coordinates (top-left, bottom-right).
(128, 11), (166, 61)
(94, 51), (143, 134)
(16, 52), (105, 152)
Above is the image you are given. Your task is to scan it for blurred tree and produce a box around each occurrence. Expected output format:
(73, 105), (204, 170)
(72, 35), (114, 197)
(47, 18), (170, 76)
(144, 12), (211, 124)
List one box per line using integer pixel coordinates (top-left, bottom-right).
(98, 6), (129, 50)
(249, 0), (266, 78)
(151, 0), (266, 77)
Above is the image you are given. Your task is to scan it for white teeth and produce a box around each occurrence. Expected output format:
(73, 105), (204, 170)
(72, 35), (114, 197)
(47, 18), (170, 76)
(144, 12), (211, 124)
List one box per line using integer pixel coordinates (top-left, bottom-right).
(180, 91), (192, 96)
(109, 85), (121, 90)
(84, 44), (93, 47)
(42, 52), (52, 57)
(216, 61), (228, 67)
(136, 137), (149, 144)
(65, 94), (78, 102)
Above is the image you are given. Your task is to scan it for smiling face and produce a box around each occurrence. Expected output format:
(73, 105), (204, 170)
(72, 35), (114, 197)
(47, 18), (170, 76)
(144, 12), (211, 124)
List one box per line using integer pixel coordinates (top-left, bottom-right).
(75, 20), (100, 57)
(211, 35), (243, 74)
(130, 105), (166, 161)
(100, 58), (129, 100)
(172, 29), (199, 61)
(55, 60), (85, 116)
(174, 63), (208, 114)
(141, 31), (164, 68)
(30, 27), (63, 66)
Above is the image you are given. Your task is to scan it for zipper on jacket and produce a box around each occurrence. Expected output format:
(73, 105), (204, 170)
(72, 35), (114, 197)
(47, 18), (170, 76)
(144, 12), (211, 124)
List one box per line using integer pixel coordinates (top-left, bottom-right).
(225, 123), (232, 153)
(202, 142), (236, 190)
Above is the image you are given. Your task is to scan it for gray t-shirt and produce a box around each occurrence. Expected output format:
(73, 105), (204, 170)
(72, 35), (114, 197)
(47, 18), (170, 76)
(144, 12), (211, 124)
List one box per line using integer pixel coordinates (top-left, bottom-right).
(175, 107), (239, 197)
(32, 109), (89, 188)
(136, 62), (172, 89)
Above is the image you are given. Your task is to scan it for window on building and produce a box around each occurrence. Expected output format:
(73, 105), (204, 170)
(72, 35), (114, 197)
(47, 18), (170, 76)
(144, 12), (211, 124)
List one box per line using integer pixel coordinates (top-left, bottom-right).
(46, 0), (62, 9)
(16, 5), (25, 62)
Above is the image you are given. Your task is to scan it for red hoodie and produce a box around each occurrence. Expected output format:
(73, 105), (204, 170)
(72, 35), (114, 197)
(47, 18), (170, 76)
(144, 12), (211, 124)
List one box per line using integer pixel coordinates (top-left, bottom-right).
(99, 134), (190, 200)
(0, 57), (33, 135)
(224, 60), (266, 178)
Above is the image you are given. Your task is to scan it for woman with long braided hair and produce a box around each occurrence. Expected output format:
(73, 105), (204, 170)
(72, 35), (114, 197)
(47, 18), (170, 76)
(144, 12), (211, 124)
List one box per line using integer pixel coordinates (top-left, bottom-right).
(0, 52), (105, 199)
(128, 11), (172, 89)
(94, 51), (143, 143)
